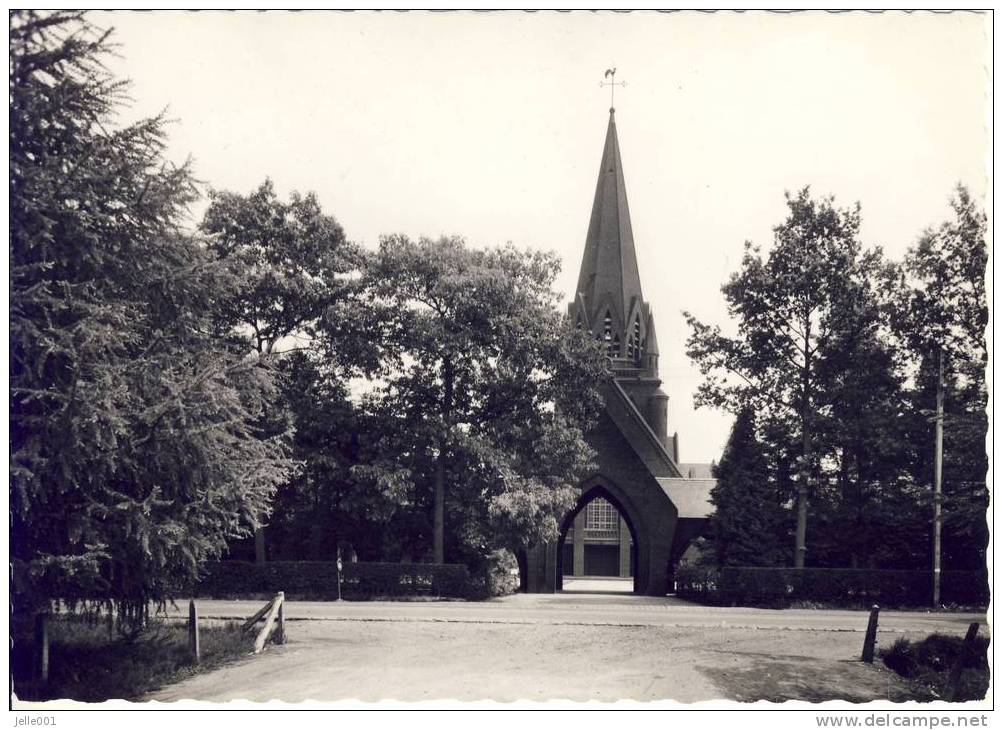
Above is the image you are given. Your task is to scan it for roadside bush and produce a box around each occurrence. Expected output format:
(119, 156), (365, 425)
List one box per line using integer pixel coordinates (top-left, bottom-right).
(882, 633), (989, 702)
(674, 564), (722, 604)
(675, 566), (988, 608)
(466, 549), (520, 599)
(193, 561), (470, 600)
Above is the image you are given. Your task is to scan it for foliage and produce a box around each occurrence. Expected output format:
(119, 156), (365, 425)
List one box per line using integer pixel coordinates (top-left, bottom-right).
(899, 187), (989, 571)
(9, 11), (293, 625)
(809, 242), (921, 568)
(685, 187), (868, 566)
(675, 565), (988, 608)
(11, 615), (252, 702)
(354, 235), (608, 563)
(258, 351), (370, 561)
(199, 182), (375, 563)
(686, 185), (988, 575)
(194, 560), (471, 600)
(708, 409), (787, 566)
(466, 549), (521, 599)
(200, 178), (367, 361)
(882, 633), (989, 702)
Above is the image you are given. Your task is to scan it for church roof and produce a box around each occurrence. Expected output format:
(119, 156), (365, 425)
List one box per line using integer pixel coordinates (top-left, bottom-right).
(575, 109), (644, 333)
(605, 379), (683, 478)
(657, 478), (715, 519)
(678, 462), (715, 479)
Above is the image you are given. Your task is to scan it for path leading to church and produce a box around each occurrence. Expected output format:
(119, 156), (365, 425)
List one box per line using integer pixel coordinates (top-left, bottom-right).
(146, 594), (985, 703)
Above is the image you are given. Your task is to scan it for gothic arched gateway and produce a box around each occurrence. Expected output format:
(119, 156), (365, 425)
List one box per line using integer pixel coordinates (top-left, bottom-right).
(523, 107), (714, 596)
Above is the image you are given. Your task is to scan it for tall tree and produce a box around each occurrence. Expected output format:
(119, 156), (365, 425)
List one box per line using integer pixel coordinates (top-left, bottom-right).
(357, 235), (608, 563)
(901, 187), (988, 572)
(10, 12), (293, 626)
(685, 188), (864, 567)
(810, 248), (919, 568)
(200, 178), (366, 359)
(708, 409), (787, 566)
(199, 180), (367, 561)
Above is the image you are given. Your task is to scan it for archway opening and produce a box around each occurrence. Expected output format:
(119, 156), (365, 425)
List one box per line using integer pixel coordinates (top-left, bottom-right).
(556, 487), (640, 594)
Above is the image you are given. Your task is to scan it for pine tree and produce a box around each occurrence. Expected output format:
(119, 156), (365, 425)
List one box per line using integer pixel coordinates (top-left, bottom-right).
(708, 409), (786, 566)
(10, 12), (293, 627)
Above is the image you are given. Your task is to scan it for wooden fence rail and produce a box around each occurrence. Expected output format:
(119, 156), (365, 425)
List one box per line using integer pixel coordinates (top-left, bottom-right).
(242, 592), (286, 654)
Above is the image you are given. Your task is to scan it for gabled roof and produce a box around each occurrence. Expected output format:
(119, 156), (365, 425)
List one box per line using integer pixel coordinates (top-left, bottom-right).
(657, 478), (715, 519)
(604, 379), (682, 478)
(575, 109), (644, 334)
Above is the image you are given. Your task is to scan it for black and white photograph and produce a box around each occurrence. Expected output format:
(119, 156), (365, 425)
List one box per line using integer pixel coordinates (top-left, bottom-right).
(8, 8), (991, 714)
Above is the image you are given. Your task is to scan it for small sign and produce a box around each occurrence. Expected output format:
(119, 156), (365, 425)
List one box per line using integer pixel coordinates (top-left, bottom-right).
(337, 558), (343, 572)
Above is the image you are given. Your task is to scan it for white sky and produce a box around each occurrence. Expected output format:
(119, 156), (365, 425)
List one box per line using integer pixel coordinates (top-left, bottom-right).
(101, 10), (989, 463)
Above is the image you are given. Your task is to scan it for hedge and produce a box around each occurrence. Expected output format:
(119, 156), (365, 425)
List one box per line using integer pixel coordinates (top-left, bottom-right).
(194, 560), (471, 600)
(675, 565), (989, 608)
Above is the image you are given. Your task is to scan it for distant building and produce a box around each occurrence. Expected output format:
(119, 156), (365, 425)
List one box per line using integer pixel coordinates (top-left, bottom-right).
(524, 107), (715, 595)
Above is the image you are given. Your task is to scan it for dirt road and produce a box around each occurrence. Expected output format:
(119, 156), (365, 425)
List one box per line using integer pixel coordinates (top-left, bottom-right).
(144, 594), (984, 703)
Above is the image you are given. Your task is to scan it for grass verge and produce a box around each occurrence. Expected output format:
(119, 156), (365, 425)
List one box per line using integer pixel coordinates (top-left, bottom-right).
(881, 632), (989, 702)
(12, 614), (255, 702)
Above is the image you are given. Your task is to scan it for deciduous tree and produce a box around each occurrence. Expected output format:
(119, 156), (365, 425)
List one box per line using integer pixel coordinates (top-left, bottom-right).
(900, 187), (988, 571)
(356, 235), (608, 563)
(685, 188), (864, 567)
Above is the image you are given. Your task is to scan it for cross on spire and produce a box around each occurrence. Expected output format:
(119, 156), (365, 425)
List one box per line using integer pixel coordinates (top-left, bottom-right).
(600, 67), (626, 110)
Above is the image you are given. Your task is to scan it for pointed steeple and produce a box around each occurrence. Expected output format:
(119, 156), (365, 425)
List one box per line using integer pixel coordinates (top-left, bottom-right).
(571, 109), (658, 377)
(575, 109), (644, 335)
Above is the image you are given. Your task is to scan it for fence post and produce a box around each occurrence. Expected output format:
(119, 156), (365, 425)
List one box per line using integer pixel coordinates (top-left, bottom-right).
(861, 605), (880, 663)
(944, 622), (980, 702)
(188, 599), (200, 664)
(275, 592), (286, 645)
(34, 613), (49, 684)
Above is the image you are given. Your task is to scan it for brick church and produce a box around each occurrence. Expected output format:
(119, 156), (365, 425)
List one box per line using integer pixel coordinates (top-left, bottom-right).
(523, 106), (715, 596)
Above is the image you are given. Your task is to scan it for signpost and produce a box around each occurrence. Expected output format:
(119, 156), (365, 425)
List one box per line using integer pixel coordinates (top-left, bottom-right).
(336, 548), (343, 602)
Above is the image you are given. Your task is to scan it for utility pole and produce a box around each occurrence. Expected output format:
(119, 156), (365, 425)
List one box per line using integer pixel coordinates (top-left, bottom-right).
(932, 348), (944, 607)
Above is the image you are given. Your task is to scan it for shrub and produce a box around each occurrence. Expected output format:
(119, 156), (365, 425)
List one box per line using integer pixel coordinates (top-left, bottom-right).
(881, 633), (990, 702)
(466, 549), (520, 599)
(675, 566), (988, 608)
(675, 563), (724, 604)
(193, 560), (471, 600)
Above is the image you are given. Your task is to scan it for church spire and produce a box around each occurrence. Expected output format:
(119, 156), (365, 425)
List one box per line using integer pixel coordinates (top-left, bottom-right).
(572, 108), (656, 375)
(575, 108), (644, 336)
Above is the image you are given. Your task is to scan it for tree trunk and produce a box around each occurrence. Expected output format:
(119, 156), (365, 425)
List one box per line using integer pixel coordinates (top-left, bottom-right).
(433, 356), (454, 564)
(433, 451), (445, 563)
(254, 335), (268, 565)
(254, 527), (267, 564)
(795, 328), (811, 569)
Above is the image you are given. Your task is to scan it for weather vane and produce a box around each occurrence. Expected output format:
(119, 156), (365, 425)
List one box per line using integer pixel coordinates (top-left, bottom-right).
(600, 67), (626, 109)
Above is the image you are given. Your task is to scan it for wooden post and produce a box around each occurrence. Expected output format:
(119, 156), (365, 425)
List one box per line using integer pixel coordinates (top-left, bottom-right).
(34, 613), (49, 684)
(932, 348), (944, 607)
(188, 599), (200, 664)
(944, 622), (980, 702)
(861, 605), (880, 663)
(275, 595), (286, 645)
